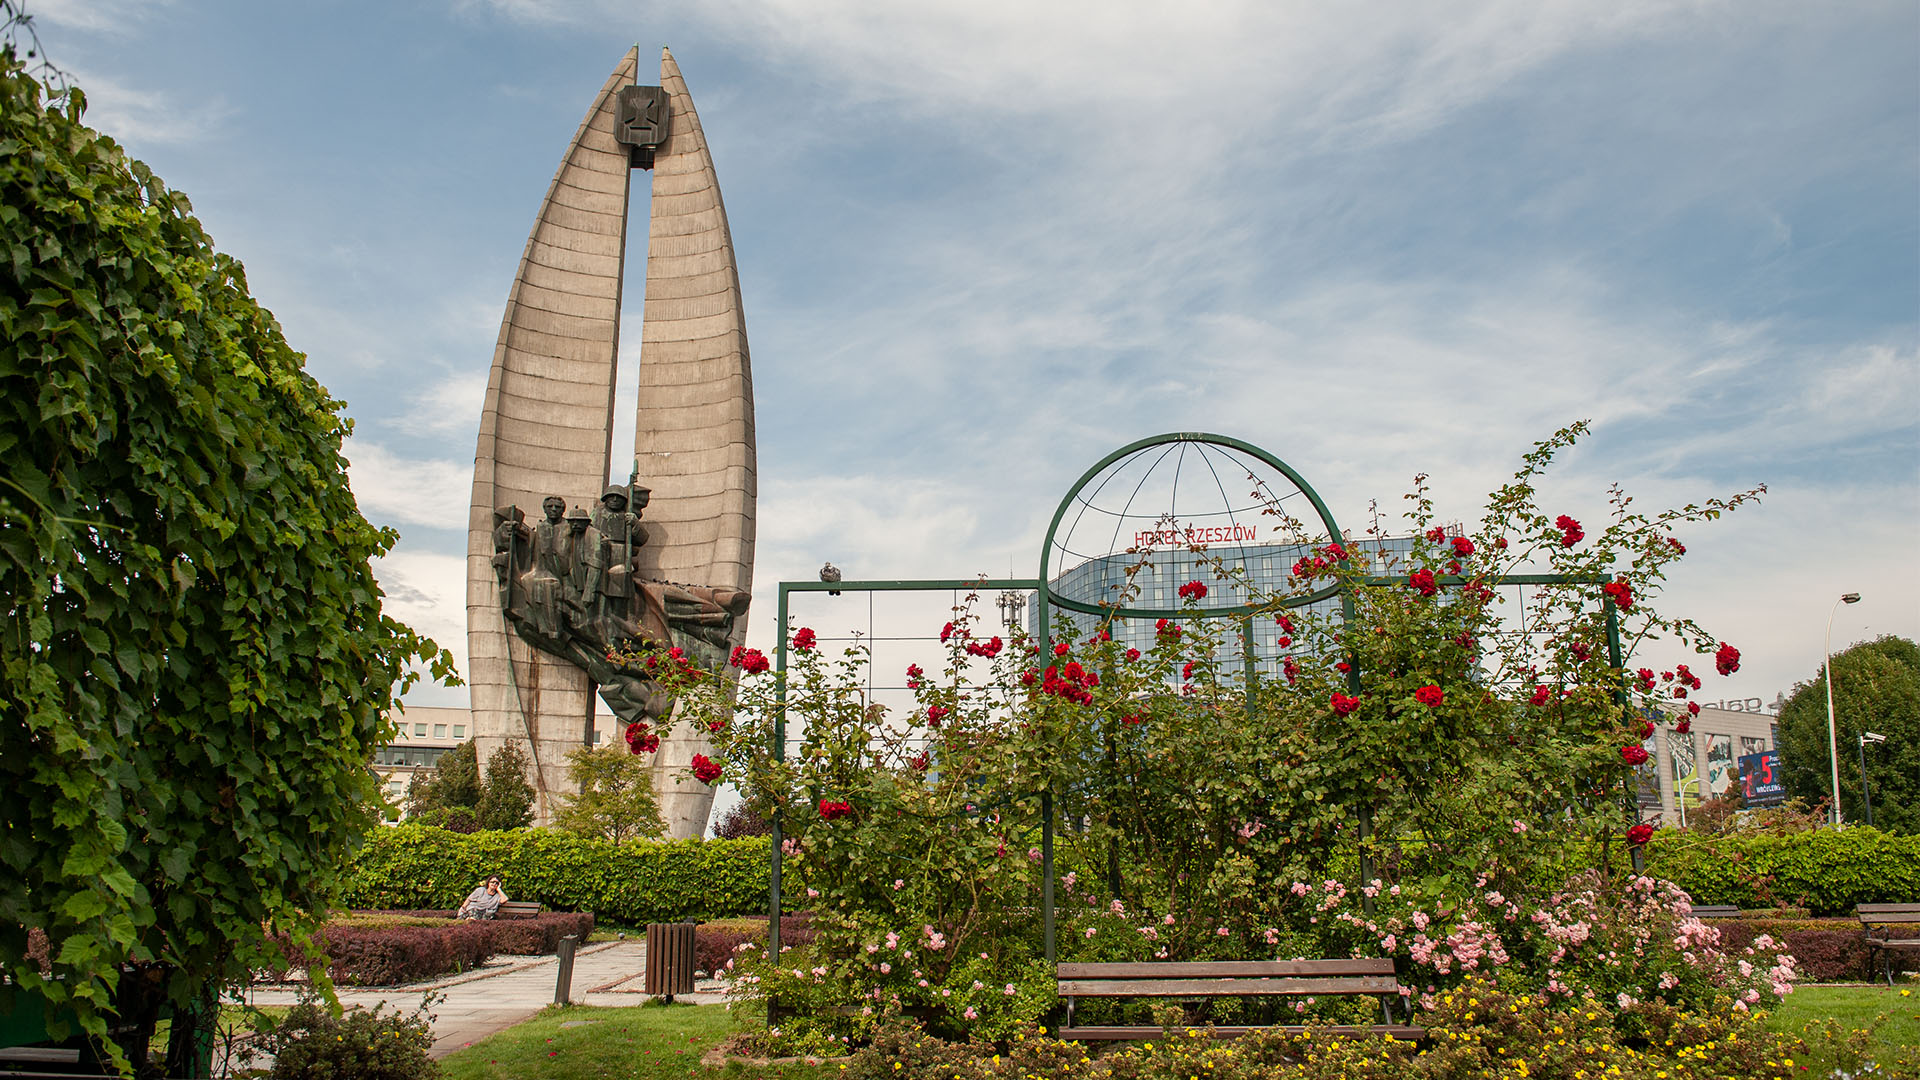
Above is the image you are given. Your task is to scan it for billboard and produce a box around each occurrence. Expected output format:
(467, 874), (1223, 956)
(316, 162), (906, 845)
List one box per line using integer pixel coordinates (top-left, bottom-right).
(1739, 750), (1786, 807)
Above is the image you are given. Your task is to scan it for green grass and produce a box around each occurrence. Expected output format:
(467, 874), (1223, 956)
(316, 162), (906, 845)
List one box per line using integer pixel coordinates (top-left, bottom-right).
(438, 1003), (838, 1080)
(1763, 983), (1920, 1075)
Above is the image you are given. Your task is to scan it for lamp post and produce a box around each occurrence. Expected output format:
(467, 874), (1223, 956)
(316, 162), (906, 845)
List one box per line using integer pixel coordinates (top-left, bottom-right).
(1824, 591), (1862, 828)
(1859, 731), (1888, 829)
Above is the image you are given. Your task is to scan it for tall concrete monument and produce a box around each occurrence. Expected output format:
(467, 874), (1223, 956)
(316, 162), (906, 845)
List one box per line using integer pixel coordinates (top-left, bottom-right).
(467, 47), (756, 838)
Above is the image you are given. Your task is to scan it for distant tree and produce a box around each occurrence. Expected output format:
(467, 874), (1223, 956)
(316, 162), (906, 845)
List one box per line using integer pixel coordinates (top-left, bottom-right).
(712, 800), (772, 839)
(476, 740), (537, 831)
(1777, 635), (1919, 832)
(552, 746), (665, 843)
(405, 739), (480, 818)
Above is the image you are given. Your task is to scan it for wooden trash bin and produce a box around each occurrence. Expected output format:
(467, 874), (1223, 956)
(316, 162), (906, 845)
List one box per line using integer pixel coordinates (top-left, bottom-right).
(645, 922), (697, 1002)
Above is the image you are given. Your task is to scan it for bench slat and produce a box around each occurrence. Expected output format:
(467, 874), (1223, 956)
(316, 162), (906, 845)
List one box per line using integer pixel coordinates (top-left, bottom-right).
(1856, 904), (1920, 914)
(1057, 1024), (1426, 1041)
(1058, 959), (1393, 979)
(1061, 977), (1400, 998)
(1859, 913), (1920, 923)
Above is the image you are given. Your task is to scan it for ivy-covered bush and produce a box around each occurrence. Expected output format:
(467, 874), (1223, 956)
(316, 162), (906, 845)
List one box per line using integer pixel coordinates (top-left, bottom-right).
(0, 47), (451, 1068)
(340, 826), (771, 924)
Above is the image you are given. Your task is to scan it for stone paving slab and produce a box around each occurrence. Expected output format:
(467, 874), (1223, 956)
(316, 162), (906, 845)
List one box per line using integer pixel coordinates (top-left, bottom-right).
(242, 941), (727, 1058)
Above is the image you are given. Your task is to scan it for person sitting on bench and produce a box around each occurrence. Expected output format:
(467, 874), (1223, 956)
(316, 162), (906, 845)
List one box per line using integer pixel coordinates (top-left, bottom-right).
(457, 876), (509, 919)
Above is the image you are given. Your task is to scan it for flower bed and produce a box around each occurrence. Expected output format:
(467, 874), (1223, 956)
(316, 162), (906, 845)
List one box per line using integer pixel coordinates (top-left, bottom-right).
(269, 910), (596, 985)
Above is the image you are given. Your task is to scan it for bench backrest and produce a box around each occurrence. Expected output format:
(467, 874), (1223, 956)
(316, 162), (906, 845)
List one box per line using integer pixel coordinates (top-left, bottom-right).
(497, 901), (542, 920)
(1057, 959), (1400, 998)
(1690, 905), (1740, 919)
(1858, 903), (1920, 927)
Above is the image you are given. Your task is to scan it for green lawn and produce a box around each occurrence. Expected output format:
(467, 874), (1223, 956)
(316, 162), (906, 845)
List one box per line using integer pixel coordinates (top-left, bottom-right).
(438, 1003), (838, 1080)
(1764, 984), (1919, 1076)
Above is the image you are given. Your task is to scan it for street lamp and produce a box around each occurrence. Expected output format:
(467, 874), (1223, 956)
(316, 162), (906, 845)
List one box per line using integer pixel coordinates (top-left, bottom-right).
(1825, 591), (1862, 828)
(1859, 731), (1888, 829)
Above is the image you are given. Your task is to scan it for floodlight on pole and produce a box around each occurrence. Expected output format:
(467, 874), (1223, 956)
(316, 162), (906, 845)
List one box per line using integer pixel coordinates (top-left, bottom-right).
(1859, 731), (1888, 829)
(1824, 592), (1862, 828)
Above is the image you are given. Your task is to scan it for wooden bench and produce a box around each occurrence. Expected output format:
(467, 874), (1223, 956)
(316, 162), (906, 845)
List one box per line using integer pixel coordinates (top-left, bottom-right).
(1857, 903), (1920, 987)
(1055, 960), (1424, 1042)
(1691, 905), (1741, 920)
(497, 901), (541, 920)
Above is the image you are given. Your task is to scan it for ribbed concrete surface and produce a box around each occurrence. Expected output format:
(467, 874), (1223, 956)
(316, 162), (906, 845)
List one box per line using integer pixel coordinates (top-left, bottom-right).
(632, 48), (757, 839)
(466, 49), (639, 816)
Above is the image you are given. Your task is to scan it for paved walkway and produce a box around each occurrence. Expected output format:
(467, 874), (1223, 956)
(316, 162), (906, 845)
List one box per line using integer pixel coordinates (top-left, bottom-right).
(246, 941), (728, 1058)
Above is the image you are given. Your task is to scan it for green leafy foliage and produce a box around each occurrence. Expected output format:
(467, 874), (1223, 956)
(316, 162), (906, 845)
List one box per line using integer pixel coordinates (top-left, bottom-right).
(475, 740), (536, 831)
(339, 827), (771, 924)
(552, 744), (666, 843)
(0, 50), (453, 1063)
(1776, 635), (1919, 832)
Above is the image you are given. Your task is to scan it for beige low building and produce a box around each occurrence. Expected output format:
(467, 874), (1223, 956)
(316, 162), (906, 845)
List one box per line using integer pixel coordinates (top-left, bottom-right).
(374, 704), (474, 818)
(1635, 703), (1782, 825)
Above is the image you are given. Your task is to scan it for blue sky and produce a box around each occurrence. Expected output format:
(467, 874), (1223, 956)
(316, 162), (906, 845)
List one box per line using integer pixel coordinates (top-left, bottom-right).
(30, 0), (1919, 715)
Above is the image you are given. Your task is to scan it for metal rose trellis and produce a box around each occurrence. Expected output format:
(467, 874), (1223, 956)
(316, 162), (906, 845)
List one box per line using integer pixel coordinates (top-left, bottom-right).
(761, 432), (1651, 965)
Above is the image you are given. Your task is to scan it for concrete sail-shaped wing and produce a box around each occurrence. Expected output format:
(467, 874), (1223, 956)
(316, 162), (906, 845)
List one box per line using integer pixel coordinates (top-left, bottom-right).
(632, 47), (758, 837)
(467, 49), (640, 817)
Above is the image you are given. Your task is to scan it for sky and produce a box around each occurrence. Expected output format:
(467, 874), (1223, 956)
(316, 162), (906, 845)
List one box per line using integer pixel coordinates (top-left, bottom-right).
(26, 0), (1919, 728)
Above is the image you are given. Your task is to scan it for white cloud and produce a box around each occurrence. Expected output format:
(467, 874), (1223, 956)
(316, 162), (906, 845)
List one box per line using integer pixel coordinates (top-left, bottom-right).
(62, 65), (231, 144)
(371, 549), (471, 702)
(345, 442), (471, 528)
(29, 0), (170, 34)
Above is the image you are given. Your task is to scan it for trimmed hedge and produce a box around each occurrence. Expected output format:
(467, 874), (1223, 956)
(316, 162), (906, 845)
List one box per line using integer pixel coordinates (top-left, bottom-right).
(313, 921), (493, 986)
(1642, 828), (1920, 915)
(341, 827), (774, 924)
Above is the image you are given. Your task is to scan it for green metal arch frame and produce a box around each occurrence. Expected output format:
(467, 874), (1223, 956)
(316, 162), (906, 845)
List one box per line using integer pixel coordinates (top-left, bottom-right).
(1035, 432), (1345, 626)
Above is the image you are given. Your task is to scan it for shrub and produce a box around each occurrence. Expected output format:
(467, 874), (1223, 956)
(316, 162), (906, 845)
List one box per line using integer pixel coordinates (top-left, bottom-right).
(1644, 827), (1920, 914)
(713, 802), (772, 839)
(484, 912), (594, 956)
(694, 914), (817, 975)
(252, 996), (438, 1080)
(340, 826), (772, 924)
(317, 922), (492, 986)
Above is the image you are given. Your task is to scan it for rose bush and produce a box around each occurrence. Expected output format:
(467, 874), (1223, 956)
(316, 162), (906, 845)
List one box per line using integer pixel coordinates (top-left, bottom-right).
(646, 423), (1770, 1055)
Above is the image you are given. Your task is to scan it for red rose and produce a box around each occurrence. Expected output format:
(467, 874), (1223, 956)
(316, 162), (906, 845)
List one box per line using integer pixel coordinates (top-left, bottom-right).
(819, 799), (852, 821)
(1494, 537), (1509, 550)
(1121, 714), (1144, 727)
(1528, 685), (1551, 706)
(1124, 647), (1141, 661)
(1181, 661), (1198, 679)
(1414, 684), (1444, 707)
(1636, 668), (1656, 691)
(1666, 537), (1686, 554)
(1626, 823), (1654, 846)
(792, 627), (818, 651)
(1686, 701), (1700, 716)
(1178, 580), (1208, 601)
(909, 753), (929, 772)
(690, 754), (723, 784)
(927, 705), (948, 726)
(1283, 658), (1300, 685)
(729, 646), (771, 675)
(1620, 745), (1649, 766)
(1155, 619), (1181, 641)
(1570, 642), (1592, 662)
(1715, 643), (1740, 676)
(1330, 692), (1361, 717)
(1054, 641), (1070, 657)
(1407, 569), (1438, 598)
(1322, 543), (1348, 561)
(1638, 720), (1655, 739)
(1451, 536), (1474, 558)
(1277, 635), (1292, 648)
(1602, 581), (1634, 611)
(939, 621), (957, 643)
(1425, 527), (1446, 542)
(1555, 515), (1584, 547)
(1676, 719), (1692, 734)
